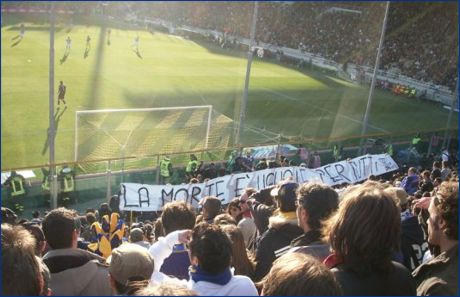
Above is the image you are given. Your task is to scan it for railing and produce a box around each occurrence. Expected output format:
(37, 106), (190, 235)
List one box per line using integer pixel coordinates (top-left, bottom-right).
(2, 129), (457, 219)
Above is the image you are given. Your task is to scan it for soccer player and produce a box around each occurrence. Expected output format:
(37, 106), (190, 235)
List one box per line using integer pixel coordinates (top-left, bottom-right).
(65, 36), (71, 55)
(19, 23), (25, 39)
(107, 29), (111, 46)
(58, 81), (67, 106)
(132, 35), (139, 52)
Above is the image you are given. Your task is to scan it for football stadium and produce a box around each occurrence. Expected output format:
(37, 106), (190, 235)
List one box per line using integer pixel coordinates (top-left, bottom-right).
(1, 2), (458, 296)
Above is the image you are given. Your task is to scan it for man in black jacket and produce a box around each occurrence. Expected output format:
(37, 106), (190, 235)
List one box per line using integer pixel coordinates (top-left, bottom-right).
(275, 182), (338, 261)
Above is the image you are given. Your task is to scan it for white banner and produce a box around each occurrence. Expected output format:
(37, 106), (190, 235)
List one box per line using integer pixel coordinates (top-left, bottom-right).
(119, 154), (398, 211)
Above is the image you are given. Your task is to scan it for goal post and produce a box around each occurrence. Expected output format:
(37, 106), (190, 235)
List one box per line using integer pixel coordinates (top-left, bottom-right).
(74, 105), (218, 162)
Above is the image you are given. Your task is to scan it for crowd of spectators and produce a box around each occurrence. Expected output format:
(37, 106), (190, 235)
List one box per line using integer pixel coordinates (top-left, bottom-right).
(2, 2), (457, 90)
(2, 147), (458, 295)
(136, 2), (457, 91)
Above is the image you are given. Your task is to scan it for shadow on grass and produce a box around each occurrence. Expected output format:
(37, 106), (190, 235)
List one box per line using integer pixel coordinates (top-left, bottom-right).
(133, 49), (143, 59)
(60, 52), (70, 64)
(84, 48), (90, 59)
(41, 105), (68, 155)
(11, 38), (23, 47)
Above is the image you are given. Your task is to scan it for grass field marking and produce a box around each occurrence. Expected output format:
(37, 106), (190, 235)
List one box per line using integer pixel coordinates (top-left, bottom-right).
(261, 87), (389, 134)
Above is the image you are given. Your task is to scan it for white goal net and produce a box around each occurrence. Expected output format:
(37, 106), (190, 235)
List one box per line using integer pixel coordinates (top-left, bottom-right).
(74, 106), (233, 162)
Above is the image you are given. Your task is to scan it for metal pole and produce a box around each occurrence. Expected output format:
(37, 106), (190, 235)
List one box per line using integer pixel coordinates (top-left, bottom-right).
(204, 106), (212, 149)
(235, 1), (258, 145)
(359, 2), (390, 155)
(49, 3), (58, 209)
(156, 154), (160, 184)
(106, 160), (112, 203)
(442, 80), (458, 150)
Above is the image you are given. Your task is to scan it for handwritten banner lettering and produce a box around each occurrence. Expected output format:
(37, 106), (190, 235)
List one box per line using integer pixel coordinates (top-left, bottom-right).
(119, 154), (398, 211)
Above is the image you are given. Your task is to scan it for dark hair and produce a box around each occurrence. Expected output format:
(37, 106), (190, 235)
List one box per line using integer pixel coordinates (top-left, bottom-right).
(2, 223), (42, 295)
(42, 207), (78, 249)
(297, 182), (339, 230)
(323, 183), (401, 275)
(161, 201), (196, 235)
(275, 182), (298, 212)
(261, 253), (342, 296)
(434, 181), (458, 240)
(202, 196), (222, 221)
(143, 223), (154, 243)
(226, 198), (242, 221)
(86, 212), (97, 225)
(99, 203), (111, 221)
(32, 210), (40, 218)
(153, 218), (164, 241)
(1, 207), (17, 225)
(189, 223), (232, 274)
(251, 188), (275, 206)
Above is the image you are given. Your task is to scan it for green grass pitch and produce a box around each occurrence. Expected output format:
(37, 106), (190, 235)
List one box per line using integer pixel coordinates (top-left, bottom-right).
(2, 20), (457, 170)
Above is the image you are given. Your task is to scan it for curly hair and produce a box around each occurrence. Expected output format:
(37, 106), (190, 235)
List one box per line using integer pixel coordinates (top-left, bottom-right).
(433, 181), (458, 240)
(189, 223), (232, 274)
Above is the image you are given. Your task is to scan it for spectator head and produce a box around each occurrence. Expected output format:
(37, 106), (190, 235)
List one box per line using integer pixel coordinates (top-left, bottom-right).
(153, 218), (164, 241)
(296, 182), (339, 232)
(2, 223), (43, 295)
(108, 243), (154, 295)
(422, 170), (431, 180)
(161, 201), (196, 235)
(99, 203), (111, 220)
(213, 213), (237, 226)
(189, 223), (232, 274)
(86, 207), (96, 214)
(226, 198), (242, 221)
(21, 222), (46, 256)
(86, 212), (97, 225)
(408, 167), (417, 175)
(323, 183), (401, 275)
(427, 181), (458, 246)
(367, 174), (377, 181)
(384, 186), (409, 210)
(261, 253), (342, 296)
(143, 223), (154, 243)
(32, 210), (40, 219)
(129, 228), (145, 243)
(42, 207), (80, 249)
(221, 224), (254, 278)
(434, 177), (443, 187)
(1, 207), (17, 225)
(134, 281), (197, 296)
(239, 188), (257, 212)
(271, 181), (299, 212)
(190, 154), (197, 160)
(201, 196), (222, 221)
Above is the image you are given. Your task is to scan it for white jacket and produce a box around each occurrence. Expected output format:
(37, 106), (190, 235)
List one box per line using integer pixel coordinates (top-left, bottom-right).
(148, 231), (258, 296)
